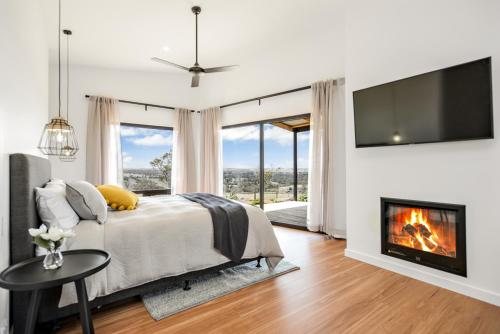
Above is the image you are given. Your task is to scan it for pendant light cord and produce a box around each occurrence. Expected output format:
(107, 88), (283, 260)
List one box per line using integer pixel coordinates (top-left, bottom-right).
(58, 0), (61, 118)
(66, 32), (69, 122)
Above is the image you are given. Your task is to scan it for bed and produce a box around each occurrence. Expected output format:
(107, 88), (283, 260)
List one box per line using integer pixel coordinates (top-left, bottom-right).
(9, 154), (284, 332)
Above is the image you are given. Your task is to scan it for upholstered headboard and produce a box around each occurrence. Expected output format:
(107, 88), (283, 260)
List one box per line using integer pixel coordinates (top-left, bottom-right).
(9, 153), (51, 264)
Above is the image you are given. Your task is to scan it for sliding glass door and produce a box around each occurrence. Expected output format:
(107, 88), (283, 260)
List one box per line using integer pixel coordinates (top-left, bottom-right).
(222, 115), (310, 228)
(222, 125), (261, 206)
(296, 130), (310, 202)
(263, 123), (295, 206)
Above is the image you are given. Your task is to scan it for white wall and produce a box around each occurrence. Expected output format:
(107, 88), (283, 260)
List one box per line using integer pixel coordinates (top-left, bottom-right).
(0, 0), (49, 329)
(50, 0), (347, 207)
(49, 65), (198, 181)
(344, 0), (500, 306)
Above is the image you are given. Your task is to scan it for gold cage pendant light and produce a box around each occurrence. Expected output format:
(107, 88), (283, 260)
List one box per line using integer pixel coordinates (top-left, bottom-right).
(38, 0), (79, 160)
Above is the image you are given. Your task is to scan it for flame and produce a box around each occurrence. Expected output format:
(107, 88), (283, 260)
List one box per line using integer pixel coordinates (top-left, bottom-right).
(404, 209), (439, 251)
(388, 207), (456, 258)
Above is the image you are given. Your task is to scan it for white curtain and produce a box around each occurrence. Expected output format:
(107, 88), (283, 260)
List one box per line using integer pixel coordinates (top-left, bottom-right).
(86, 96), (122, 185)
(172, 108), (197, 194)
(199, 107), (222, 195)
(307, 79), (345, 238)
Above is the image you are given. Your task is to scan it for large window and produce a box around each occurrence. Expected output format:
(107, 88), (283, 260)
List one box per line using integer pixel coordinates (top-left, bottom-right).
(222, 115), (310, 212)
(120, 123), (173, 195)
(222, 125), (261, 206)
(263, 123), (295, 204)
(296, 130), (310, 202)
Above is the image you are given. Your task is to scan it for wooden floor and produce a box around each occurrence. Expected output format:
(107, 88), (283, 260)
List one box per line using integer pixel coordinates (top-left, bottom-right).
(59, 227), (500, 334)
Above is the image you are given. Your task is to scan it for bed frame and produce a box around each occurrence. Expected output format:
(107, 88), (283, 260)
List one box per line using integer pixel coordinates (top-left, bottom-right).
(9, 153), (262, 332)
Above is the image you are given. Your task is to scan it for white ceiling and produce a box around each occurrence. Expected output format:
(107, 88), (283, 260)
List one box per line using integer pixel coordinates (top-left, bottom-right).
(42, 0), (345, 73)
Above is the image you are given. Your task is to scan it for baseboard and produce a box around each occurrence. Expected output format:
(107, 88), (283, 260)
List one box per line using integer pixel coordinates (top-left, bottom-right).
(344, 248), (500, 307)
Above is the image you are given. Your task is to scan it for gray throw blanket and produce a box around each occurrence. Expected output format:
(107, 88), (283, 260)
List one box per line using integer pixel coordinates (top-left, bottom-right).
(180, 193), (249, 262)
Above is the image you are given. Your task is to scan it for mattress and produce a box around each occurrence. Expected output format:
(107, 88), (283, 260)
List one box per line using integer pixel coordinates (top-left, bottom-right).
(58, 195), (284, 307)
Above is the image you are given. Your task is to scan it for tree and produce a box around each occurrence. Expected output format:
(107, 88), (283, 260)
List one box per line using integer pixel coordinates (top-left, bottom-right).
(263, 170), (273, 188)
(150, 151), (172, 188)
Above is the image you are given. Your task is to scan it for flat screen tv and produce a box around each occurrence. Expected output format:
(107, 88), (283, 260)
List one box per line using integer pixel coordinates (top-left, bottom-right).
(353, 57), (493, 148)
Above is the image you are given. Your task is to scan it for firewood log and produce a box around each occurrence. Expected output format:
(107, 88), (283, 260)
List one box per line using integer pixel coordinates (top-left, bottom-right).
(416, 223), (432, 238)
(403, 224), (418, 237)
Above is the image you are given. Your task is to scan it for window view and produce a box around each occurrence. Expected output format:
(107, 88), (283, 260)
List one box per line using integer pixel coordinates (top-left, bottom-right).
(263, 123), (295, 204)
(222, 125), (261, 206)
(120, 123), (173, 195)
(296, 130), (310, 202)
(222, 115), (310, 228)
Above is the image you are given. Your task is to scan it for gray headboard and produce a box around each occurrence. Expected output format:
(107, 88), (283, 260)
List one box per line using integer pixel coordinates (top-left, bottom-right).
(9, 153), (51, 264)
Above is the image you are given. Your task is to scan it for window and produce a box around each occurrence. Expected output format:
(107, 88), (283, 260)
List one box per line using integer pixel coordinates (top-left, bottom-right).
(263, 123), (295, 204)
(222, 115), (310, 212)
(222, 124), (261, 206)
(296, 129), (310, 202)
(120, 123), (173, 195)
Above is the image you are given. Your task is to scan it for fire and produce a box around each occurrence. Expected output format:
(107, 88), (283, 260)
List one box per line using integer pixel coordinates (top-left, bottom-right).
(404, 209), (439, 252)
(389, 207), (455, 257)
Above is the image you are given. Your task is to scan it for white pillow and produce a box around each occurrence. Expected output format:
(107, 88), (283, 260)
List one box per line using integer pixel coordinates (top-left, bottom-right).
(66, 181), (108, 224)
(45, 178), (66, 193)
(35, 180), (80, 230)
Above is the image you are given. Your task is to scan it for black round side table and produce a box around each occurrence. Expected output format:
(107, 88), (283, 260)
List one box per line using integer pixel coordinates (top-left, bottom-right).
(0, 249), (110, 334)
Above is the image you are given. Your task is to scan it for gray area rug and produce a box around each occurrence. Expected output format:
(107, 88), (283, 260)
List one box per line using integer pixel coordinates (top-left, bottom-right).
(142, 259), (299, 320)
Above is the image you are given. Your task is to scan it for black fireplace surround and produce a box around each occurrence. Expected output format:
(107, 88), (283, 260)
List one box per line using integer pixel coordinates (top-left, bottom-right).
(381, 197), (466, 277)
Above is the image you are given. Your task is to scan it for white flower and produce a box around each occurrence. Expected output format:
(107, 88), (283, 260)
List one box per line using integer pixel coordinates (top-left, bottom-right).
(40, 226), (64, 242)
(61, 229), (76, 238)
(28, 224), (47, 237)
(30, 225), (75, 244)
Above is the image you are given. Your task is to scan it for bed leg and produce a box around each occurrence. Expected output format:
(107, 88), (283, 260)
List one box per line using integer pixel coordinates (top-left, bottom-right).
(183, 280), (191, 291)
(52, 319), (62, 332)
(256, 256), (262, 268)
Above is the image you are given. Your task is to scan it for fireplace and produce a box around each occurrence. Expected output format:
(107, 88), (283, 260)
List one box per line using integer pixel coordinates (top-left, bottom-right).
(381, 198), (466, 276)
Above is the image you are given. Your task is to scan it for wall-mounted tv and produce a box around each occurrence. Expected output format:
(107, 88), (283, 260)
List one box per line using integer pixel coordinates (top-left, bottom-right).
(353, 57), (493, 148)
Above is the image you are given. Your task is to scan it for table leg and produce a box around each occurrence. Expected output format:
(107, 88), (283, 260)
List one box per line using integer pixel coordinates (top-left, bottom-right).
(74, 279), (94, 334)
(25, 289), (42, 334)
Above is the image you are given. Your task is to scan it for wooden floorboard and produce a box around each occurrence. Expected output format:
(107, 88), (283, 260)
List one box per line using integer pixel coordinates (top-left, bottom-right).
(58, 227), (500, 334)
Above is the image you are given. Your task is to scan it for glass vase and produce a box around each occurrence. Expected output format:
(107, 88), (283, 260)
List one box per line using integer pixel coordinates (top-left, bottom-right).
(43, 248), (64, 270)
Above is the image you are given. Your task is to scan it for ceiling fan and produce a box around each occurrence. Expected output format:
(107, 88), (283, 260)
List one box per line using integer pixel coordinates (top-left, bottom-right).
(152, 6), (238, 87)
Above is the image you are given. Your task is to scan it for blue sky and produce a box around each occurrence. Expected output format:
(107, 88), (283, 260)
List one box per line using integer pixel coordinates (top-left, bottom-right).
(120, 124), (309, 170)
(120, 125), (173, 169)
(222, 124), (309, 169)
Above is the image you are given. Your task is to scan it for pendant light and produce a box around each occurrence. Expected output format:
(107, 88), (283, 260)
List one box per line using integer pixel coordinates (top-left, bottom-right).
(38, 0), (79, 159)
(59, 29), (78, 162)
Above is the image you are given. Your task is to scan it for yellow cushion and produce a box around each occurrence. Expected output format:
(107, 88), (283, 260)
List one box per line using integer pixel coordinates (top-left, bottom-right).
(96, 185), (139, 211)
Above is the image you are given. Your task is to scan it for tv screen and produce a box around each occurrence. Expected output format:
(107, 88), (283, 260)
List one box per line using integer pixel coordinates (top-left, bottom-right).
(353, 58), (493, 148)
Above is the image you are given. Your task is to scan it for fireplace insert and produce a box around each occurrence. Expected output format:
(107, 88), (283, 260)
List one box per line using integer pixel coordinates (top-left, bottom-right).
(381, 198), (466, 276)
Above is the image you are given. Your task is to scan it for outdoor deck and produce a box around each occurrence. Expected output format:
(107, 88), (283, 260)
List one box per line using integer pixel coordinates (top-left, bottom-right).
(264, 201), (308, 228)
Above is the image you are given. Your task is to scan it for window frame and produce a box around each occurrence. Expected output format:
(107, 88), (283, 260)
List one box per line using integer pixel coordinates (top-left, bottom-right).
(120, 122), (174, 196)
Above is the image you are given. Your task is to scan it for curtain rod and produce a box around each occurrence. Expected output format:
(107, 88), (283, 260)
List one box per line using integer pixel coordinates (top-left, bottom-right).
(84, 95), (197, 113)
(220, 85), (312, 109)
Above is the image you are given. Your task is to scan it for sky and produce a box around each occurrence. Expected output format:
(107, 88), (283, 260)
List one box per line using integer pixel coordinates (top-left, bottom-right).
(222, 124), (310, 169)
(120, 125), (173, 169)
(120, 123), (310, 170)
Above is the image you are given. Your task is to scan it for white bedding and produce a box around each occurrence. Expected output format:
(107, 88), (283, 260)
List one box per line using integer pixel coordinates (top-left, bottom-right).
(59, 195), (284, 307)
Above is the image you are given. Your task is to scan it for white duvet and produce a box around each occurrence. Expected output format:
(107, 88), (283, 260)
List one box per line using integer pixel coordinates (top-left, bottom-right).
(59, 195), (284, 307)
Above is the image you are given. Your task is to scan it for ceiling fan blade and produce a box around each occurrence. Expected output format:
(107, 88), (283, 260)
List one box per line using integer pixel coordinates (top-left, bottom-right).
(191, 75), (200, 87)
(204, 65), (239, 73)
(151, 57), (190, 72)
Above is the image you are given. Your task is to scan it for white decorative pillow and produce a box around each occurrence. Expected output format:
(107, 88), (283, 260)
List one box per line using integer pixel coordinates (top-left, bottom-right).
(35, 179), (80, 230)
(66, 181), (108, 224)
